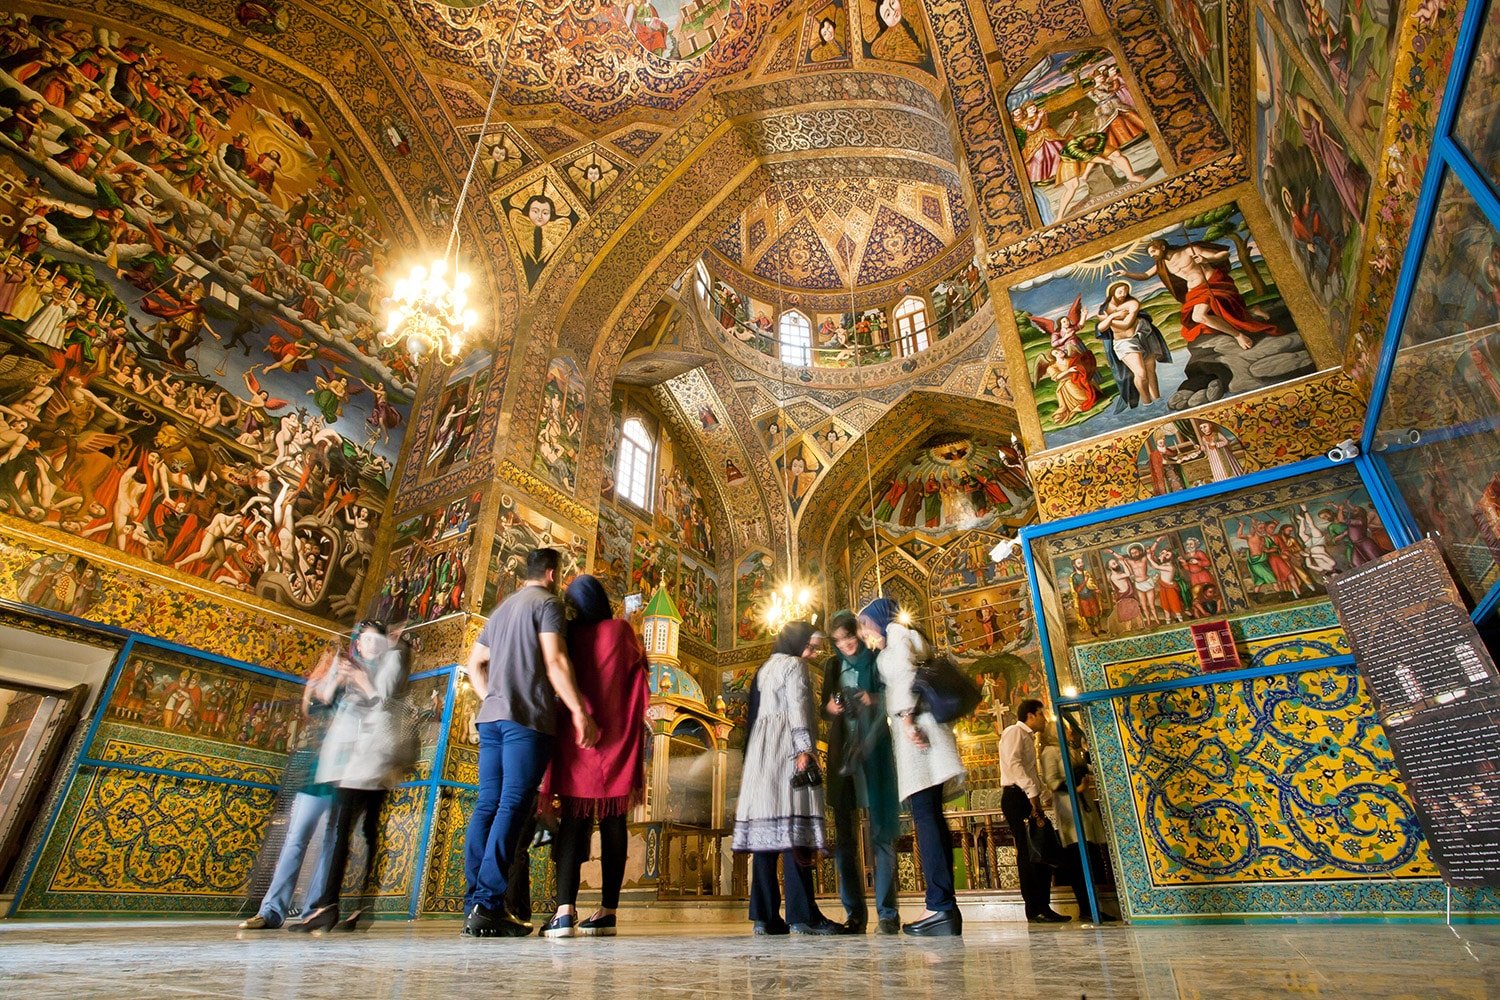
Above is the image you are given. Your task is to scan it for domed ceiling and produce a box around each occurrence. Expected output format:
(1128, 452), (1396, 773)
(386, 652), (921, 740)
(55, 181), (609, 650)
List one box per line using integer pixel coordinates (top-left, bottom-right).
(705, 175), (971, 293)
(399, 0), (798, 126)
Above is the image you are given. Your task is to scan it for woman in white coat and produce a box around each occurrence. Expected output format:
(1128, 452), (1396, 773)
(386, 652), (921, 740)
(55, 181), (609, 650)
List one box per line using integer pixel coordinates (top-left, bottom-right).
(858, 598), (966, 936)
(732, 621), (845, 935)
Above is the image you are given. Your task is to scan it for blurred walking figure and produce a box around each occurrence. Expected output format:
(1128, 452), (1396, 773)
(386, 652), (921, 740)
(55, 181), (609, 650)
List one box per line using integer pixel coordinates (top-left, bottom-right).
(858, 598), (966, 937)
(821, 611), (901, 934)
(540, 575), (650, 939)
(240, 646), (341, 930)
(734, 622), (845, 936)
(290, 620), (413, 933)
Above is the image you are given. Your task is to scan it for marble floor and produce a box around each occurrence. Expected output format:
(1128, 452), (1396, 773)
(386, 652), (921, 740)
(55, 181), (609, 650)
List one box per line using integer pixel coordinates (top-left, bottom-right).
(1, 918), (1497, 999)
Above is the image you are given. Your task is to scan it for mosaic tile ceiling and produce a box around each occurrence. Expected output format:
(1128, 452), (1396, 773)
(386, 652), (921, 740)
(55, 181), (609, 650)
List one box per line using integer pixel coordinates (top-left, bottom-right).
(705, 176), (971, 292)
(399, 0), (796, 125)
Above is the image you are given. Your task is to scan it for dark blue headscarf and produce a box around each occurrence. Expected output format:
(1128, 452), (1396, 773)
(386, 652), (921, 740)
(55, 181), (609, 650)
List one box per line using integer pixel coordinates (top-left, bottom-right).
(566, 574), (613, 627)
(858, 597), (899, 638)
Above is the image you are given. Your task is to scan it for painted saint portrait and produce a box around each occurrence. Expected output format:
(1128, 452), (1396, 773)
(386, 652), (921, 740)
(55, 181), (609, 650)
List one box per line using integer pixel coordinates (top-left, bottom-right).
(777, 438), (822, 515)
(803, 0), (851, 67)
(734, 550), (773, 643)
(533, 355), (585, 493)
(1007, 49), (1166, 225)
(1135, 418), (1249, 496)
(1255, 14), (1371, 346)
(858, 0), (933, 70)
(627, 0), (734, 61)
(482, 492), (587, 611)
(501, 177), (580, 289)
(654, 439), (716, 562)
(1011, 201), (1316, 448)
(1052, 527), (1220, 639)
(423, 352), (493, 481)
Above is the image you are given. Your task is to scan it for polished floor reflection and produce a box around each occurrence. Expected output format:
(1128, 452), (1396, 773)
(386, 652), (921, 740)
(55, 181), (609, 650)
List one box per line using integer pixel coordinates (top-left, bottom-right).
(1, 919), (1497, 998)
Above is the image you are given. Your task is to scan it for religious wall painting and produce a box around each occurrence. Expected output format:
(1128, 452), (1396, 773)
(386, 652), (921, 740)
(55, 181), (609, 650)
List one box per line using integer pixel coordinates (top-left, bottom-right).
(857, 0), (935, 72)
(422, 351), (494, 482)
(234, 0), (289, 34)
(481, 492), (588, 611)
(1135, 418), (1248, 497)
(863, 432), (1032, 537)
(754, 411), (799, 455)
(930, 530), (1017, 596)
(1011, 200), (1315, 449)
(1006, 48), (1167, 226)
(1262, 0), (1398, 150)
(1456, 0), (1500, 194)
(600, 395), (625, 501)
(370, 491), (483, 628)
(803, 416), (856, 461)
(533, 355), (585, 493)
(1158, 0), (1228, 123)
(1051, 526), (1226, 641)
(0, 15), (412, 624)
(776, 437), (822, 516)
(653, 438), (716, 563)
(930, 580), (1044, 739)
(106, 645), (304, 753)
(801, 0), (852, 68)
(476, 126), (533, 187)
(13, 550), (104, 617)
(593, 503), (634, 600)
(560, 145), (625, 209)
(1254, 14), (1371, 345)
(679, 555), (719, 645)
(1220, 484), (1392, 608)
(631, 527), (679, 596)
(734, 549), (773, 643)
(628, 0), (735, 61)
(497, 173), (581, 291)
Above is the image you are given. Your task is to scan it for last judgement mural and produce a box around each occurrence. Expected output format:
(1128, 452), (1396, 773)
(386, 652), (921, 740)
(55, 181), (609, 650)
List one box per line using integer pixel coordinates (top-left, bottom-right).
(0, 13), (405, 622)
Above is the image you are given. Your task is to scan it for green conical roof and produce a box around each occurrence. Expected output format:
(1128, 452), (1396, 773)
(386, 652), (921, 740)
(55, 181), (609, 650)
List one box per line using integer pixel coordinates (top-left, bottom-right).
(643, 585), (682, 622)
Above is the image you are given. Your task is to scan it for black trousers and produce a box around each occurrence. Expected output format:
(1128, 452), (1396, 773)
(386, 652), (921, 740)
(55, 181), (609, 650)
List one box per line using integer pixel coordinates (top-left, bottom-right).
(1001, 784), (1053, 918)
(748, 850), (825, 927)
(554, 812), (628, 910)
(908, 783), (957, 912)
(1056, 841), (1096, 922)
(309, 786), (386, 912)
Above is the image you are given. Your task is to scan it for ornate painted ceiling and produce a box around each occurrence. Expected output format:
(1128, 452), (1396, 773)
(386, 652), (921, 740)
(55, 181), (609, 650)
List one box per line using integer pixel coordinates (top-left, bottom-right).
(705, 175), (971, 293)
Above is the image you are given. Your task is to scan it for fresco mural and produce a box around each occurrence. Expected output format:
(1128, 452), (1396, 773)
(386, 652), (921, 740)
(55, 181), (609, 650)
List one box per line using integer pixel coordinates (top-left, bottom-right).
(1255, 14), (1371, 345)
(0, 14), (407, 623)
(1456, 0), (1500, 192)
(734, 549), (773, 643)
(498, 174), (580, 291)
(475, 126), (532, 187)
(533, 355), (585, 494)
(1262, 0), (1398, 150)
(861, 431), (1031, 536)
(1134, 417), (1248, 496)
(776, 437), (822, 516)
(857, 0), (934, 70)
(754, 410), (798, 453)
(1221, 486), (1392, 607)
(560, 146), (624, 208)
(1012, 200), (1316, 448)
(1051, 526), (1220, 638)
(679, 554), (719, 645)
(801, 0), (852, 67)
(631, 526), (678, 595)
(1159, 0), (1228, 123)
(628, 0), (735, 60)
(479, 491), (587, 612)
(370, 491), (481, 628)
(593, 503), (634, 600)
(423, 352), (493, 481)
(654, 437), (716, 562)
(1006, 48), (1166, 225)
(106, 645), (305, 751)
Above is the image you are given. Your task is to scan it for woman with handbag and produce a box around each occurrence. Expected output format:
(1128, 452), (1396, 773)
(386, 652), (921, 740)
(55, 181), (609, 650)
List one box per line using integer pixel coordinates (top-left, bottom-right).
(732, 621), (845, 936)
(291, 620), (413, 933)
(539, 575), (650, 939)
(857, 597), (966, 937)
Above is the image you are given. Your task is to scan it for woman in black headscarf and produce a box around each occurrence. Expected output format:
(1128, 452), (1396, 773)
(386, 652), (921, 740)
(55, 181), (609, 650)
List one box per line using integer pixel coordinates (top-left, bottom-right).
(538, 575), (650, 938)
(731, 621), (845, 935)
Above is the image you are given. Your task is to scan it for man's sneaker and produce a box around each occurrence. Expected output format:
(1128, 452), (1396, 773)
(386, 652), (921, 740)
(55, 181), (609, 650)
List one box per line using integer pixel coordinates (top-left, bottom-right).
(463, 903), (532, 938)
(541, 913), (576, 938)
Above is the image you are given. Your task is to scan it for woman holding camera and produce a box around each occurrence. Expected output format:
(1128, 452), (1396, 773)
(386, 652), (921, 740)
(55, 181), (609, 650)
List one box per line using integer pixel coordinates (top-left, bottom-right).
(858, 597), (966, 937)
(732, 621), (844, 936)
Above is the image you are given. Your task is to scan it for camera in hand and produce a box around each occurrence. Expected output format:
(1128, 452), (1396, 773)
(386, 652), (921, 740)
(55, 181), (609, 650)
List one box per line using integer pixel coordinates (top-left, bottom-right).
(791, 758), (823, 789)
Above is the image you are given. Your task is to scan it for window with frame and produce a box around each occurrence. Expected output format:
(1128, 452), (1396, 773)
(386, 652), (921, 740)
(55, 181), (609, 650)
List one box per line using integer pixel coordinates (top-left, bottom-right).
(778, 310), (812, 367)
(893, 296), (931, 356)
(616, 417), (656, 511)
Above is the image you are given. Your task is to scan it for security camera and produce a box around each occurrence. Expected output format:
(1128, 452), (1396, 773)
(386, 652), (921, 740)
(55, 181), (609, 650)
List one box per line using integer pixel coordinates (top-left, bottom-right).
(990, 537), (1018, 562)
(1327, 438), (1360, 462)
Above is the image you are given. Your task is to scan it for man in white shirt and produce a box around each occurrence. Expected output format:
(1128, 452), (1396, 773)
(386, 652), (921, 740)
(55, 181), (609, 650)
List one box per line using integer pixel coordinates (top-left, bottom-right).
(1000, 699), (1070, 923)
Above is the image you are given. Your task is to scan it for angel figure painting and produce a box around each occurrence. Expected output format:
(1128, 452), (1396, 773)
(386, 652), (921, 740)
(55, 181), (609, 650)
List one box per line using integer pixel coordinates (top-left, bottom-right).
(862, 431), (1033, 537)
(1012, 201), (1315, 448)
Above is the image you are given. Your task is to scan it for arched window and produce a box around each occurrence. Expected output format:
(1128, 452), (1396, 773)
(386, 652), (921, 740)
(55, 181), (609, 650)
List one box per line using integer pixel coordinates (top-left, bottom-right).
(616, 417), (656, 511)
(893, 296), (931, 356)
(778, 310), (812, 366)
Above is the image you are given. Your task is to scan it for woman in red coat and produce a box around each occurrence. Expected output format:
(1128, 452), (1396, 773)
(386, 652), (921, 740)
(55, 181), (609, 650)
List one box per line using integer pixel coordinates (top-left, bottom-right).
(540, 574), (650, 938)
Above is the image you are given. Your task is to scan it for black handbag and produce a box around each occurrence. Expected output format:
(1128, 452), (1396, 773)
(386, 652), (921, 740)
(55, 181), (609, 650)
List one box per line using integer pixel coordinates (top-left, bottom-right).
(1026, 815), (1066, 867)
(911, 652), (983, 724)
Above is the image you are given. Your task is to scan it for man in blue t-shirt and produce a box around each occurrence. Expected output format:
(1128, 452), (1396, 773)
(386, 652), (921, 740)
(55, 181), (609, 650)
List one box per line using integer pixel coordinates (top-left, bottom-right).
(462, 547), (598, 938)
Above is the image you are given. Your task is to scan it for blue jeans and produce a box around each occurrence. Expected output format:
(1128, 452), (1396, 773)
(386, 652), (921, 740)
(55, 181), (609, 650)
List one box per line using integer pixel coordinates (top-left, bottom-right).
(258, 791), (333, 925)
(463, 720), (553, 911)
(909, 784), (957, 913)
(833, 804), (898, 922)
